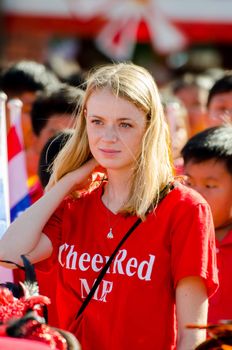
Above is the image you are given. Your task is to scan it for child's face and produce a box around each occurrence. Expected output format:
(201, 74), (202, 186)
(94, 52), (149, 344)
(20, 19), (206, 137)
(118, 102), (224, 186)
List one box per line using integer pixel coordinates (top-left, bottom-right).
(207, 91), (232, 127)
(184, 159), (232, 229)
(165, 102), (189, 159)
(174, 86), (207, 135)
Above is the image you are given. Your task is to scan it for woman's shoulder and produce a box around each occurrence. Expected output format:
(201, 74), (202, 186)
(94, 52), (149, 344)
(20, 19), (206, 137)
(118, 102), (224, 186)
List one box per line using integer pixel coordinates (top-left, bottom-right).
(162, 181), (208, 209)
(151, 182), (212, 226)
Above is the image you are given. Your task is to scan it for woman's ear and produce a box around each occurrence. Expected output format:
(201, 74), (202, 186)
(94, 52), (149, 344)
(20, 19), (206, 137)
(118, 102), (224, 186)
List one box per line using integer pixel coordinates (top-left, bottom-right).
(84, 108), (87, 118)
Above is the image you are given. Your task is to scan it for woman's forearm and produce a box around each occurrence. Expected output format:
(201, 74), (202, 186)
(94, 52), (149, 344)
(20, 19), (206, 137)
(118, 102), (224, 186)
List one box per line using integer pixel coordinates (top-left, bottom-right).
(176, 276), (208, 350)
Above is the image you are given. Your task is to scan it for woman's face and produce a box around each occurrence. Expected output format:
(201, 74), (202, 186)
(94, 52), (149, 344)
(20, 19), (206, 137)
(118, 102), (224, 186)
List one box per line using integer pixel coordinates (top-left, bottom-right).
(85, 88), (147, 172)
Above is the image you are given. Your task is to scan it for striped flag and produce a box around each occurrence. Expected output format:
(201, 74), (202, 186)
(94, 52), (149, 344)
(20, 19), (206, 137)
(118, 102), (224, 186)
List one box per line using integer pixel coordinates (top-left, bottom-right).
(7, 99), (31, 222)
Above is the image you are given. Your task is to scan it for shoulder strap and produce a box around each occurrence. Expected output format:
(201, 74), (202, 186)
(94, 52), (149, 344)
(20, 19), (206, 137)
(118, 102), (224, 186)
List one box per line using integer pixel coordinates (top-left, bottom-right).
(76, 217), (142, 319)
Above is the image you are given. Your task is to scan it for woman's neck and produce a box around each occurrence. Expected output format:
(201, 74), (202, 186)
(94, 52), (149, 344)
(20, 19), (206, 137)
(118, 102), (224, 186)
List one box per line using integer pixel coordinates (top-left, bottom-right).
(102, 169), (133, 213)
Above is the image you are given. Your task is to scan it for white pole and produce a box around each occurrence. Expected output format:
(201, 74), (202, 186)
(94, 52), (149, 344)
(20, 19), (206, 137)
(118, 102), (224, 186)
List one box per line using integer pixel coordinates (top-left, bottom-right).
(0, 92), (14, 283)
(0, 92), (10, 230)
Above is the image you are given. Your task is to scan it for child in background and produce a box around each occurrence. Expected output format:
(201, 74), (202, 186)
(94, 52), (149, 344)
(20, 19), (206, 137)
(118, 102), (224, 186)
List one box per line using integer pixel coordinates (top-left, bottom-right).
(206, 72), (232, 127)
(181, 125), (232, 324)
(29, 83), (84, 186)
(0, 60), (59, 177)
(172, 73), (212, 136)
(162, 95), (190, 175)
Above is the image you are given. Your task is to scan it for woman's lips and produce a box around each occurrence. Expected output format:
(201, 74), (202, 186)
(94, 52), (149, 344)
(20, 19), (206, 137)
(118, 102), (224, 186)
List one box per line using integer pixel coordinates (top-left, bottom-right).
(99, 148), (121, 154)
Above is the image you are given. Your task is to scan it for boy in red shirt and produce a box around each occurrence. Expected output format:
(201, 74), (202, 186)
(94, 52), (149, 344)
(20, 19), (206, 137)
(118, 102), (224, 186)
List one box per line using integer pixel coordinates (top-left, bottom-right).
(182, 125), (232, 323)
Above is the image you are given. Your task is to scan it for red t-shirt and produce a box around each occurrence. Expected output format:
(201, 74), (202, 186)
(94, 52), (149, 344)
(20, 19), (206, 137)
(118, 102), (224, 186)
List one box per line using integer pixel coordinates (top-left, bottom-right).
(208, 229), (232, 323)
(38, 182), (218, 350)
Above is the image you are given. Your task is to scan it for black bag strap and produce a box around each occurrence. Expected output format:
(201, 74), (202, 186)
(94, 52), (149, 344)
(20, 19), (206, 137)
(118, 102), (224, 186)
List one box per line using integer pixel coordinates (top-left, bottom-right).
(76, 217), (142, 319)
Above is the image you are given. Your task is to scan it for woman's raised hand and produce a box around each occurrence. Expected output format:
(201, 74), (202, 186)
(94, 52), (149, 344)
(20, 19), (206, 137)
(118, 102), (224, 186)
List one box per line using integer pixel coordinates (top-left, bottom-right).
(45, 157), (99, 193)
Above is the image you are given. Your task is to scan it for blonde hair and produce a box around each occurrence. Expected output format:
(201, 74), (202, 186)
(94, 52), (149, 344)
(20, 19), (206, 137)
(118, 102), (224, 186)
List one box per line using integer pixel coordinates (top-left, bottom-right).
(51, 62), (173, 219)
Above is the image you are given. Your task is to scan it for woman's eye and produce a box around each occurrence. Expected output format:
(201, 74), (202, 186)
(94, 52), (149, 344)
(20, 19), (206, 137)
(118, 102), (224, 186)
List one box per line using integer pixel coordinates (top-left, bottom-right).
(92, 119), (102, 125)
(120, 122), (132, 128)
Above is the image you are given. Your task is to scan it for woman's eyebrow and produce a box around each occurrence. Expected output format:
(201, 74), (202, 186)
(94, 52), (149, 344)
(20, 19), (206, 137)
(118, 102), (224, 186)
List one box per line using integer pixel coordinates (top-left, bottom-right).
(87, 115), (133, 121)
(87, 114), (104, 119)
(117, 117), (133, 121)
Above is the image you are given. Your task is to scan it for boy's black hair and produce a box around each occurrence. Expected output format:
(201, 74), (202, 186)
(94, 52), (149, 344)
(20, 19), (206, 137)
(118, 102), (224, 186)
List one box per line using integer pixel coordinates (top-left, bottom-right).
(0, 60), (59, 95)
(207, 72), (232, 106)
(31, 84), (83, 136)
(38, 130), (74, 188)
(181, 125), (232, 175)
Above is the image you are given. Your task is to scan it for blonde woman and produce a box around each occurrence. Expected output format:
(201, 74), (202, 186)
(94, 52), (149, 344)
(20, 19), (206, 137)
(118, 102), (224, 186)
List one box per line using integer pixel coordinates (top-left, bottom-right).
(0, 63), (218, 350)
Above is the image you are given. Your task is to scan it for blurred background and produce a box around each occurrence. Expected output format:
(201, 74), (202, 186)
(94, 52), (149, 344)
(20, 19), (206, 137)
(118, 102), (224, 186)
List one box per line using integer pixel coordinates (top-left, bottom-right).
(1, 0), (232, 85)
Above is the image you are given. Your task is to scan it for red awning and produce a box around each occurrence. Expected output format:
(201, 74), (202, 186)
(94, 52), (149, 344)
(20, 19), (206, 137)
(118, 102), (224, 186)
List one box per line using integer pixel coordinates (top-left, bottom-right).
(5, 13), (232, 43)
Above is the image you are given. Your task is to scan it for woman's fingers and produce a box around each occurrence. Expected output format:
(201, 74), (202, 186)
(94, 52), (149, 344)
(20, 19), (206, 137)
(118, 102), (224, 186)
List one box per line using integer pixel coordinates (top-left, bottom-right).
(45, 158), (100, 193)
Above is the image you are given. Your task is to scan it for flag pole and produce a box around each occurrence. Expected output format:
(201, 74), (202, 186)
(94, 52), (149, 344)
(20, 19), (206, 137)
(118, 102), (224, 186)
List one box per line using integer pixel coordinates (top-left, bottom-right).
(0, 92), (10, 229)
(0, 92), (14, 283)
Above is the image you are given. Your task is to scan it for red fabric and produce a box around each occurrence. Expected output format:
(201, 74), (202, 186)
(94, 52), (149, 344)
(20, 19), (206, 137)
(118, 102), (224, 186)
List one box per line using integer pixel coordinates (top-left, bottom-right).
(0, 286), (67, 350)
(35, 266), (59, 327)
(7, 126), (22, 160)
(5, 14), (232, 44)
(0, 337), (51, 350)
(38, 183), (218, 350)
(0, 287), (50, 323)
(13, 264), (59, 328)
(208, 229), (232, 324)
(29, 179), (44, 204)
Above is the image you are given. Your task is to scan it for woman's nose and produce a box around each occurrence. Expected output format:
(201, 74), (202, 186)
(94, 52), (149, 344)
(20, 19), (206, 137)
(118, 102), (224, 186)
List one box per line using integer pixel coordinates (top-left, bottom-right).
(102, 126), (118, 142)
